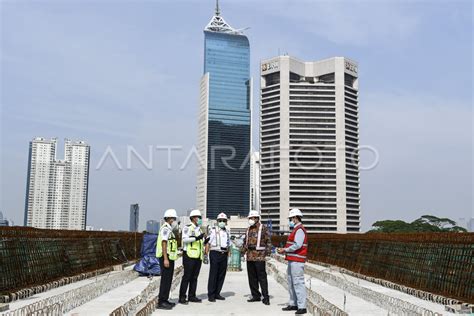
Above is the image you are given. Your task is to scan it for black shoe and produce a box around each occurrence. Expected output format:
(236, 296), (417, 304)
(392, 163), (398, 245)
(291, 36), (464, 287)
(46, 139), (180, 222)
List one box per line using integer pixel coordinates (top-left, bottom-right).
(282, 306), (298, 311)
(156, 301), (173, 310)
(178, 298), (188, 305)
(295, 309), (307, 315)
(247, 297), (261, 302)
(208, 297), (216, 302)
(262, 298), (270, 305)
(188, 297), (202, 303)
(165, 300), (176, 307)
(215, 295), (226, 300)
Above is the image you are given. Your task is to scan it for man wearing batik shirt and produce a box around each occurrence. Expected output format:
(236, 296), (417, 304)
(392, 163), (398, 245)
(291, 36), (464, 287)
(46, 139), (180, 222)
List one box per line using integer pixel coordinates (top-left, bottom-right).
(241, 210), (272, 306)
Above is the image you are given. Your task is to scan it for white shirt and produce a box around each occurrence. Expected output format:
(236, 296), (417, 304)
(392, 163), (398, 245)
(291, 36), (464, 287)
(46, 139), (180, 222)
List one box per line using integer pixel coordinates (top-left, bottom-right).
(160, 222), (173, 241)
(181, 223), (202, 251)
(208, 227), (230, 251)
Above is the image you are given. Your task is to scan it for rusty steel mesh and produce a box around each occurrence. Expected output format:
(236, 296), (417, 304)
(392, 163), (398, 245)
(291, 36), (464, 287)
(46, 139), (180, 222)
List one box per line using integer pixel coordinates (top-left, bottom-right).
(272, 232), (474, 304)
(0, 227), (143, 295)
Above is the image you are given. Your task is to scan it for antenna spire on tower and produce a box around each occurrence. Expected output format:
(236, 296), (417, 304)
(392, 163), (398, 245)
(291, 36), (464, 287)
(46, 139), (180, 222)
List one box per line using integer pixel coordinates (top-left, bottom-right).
(215, 0), (220, 16)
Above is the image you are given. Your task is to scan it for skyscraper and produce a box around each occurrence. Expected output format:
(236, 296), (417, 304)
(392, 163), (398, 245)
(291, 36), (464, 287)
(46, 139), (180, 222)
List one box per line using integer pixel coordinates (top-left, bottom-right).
(250, 152), (260, 213)
(24, 137), (90, 230)
(0, 211), (9, 226)
(197, 1), (251, 219)
(260, 56), (360, 233)
(129, 203), (139, 232)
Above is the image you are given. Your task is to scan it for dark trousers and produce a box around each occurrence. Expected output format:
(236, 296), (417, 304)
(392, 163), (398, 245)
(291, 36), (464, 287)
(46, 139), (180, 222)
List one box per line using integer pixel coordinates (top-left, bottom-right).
(179, 251), (202, 299)
(207, 250), (228, 299)
(247, 261), (269, 300)
(158, 257), (175, 303)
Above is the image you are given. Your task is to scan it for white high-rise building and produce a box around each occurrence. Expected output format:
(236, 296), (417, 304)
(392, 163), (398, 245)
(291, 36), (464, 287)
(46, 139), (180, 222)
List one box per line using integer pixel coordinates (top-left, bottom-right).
(24, 137), (90, 230)
(260, 56), (360, 233)
(250, 152), (260, 212)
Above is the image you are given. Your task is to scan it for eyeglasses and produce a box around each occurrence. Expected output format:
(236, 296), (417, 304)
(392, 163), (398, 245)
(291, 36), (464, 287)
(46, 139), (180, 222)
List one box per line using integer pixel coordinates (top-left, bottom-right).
(217, 220), (227, 223)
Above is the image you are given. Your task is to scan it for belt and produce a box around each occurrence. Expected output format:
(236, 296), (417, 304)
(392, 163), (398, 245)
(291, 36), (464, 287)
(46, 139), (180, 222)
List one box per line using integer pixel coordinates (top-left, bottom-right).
(210, 249), (228, 254)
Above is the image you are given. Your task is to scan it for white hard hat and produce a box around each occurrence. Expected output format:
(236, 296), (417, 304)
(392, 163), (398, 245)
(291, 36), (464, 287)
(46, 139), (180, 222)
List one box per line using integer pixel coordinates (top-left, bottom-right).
(163, 208), (178, 219)
(288, 208), (303, 218)
(189, 209), (202, 218)
(217, 212), (228, 220)
(247, 210), (260, 218)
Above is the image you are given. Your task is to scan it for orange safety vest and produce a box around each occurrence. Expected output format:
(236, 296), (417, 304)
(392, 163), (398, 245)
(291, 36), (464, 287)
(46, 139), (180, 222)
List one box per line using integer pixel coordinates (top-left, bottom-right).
(284, 224), (308, 262)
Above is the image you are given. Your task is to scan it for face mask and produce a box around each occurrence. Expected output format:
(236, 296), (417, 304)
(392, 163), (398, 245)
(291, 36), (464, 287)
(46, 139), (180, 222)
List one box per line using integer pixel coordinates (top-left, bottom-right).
(171, 221), (178, 230)
(197, 218), (203, 226)
(248, 219), (256, 226)
(289, 220), (295, 229)
(218, 222), (226, 229)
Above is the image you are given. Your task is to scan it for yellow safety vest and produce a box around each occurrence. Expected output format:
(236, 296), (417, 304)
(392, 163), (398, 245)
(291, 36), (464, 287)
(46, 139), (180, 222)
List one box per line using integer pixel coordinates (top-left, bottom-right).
(185, 223), (203, 260)
(156, 224), (178, 261)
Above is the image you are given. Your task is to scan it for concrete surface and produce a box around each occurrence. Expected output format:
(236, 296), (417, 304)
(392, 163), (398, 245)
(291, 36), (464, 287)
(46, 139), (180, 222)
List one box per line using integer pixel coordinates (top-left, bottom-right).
(152, 261), (291, 316)
(304, 261), (447, 315)
(65, 275), (154, 316)
(6, 266), (135, 311)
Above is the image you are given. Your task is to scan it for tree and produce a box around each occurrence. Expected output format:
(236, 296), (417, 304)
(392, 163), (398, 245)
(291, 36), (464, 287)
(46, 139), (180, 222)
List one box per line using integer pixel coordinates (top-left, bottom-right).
(369, 215), (467, 233)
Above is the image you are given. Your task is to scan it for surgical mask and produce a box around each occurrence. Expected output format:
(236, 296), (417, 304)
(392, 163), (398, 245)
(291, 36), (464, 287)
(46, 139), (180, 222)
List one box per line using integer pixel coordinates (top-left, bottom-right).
(197, 218), (202, 226)
(248, 219), (256, 226)
(289, 220), (295, 229)
(171, 221), (178, 231)
(218, 222), (226, 229)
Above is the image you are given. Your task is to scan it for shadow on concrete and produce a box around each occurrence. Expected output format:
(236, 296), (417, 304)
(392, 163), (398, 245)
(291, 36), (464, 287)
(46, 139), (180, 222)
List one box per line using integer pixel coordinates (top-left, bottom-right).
(220, 291), (236, 298)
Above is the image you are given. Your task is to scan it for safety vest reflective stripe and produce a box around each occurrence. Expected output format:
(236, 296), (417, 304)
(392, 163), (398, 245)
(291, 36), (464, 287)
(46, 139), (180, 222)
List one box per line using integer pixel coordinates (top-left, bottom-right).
(246, 224), (266, 251)
(156, 224), (178, 261)
(286, 253), (306, 259)
(284, 225), (308, 263)
(210, 228), (229, 250)
(186, 224), (203, 260)
(286, 241), (308, 247)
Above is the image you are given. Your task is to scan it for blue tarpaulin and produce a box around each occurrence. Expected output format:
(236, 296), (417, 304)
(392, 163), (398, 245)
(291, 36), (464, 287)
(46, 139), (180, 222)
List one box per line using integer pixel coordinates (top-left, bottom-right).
(133, 233), (161, 276)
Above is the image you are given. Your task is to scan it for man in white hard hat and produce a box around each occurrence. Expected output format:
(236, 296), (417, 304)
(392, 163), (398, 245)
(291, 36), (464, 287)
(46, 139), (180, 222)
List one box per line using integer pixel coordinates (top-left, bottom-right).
(277, 208), (308, 315)
(179, 209), (205, 304)
(156, 208), (179, 310)
(206, 212), (230, 302)
(242, 210), (272, 305)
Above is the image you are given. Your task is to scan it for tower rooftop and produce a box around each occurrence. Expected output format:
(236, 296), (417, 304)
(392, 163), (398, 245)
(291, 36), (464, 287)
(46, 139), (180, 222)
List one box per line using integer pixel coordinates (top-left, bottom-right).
(204, 0), (244, 35)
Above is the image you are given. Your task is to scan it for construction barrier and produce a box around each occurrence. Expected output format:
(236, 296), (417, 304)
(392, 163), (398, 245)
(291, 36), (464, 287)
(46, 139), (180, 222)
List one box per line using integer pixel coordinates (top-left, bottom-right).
(272, 232), (474, 304)
(0, 227), (143, 298)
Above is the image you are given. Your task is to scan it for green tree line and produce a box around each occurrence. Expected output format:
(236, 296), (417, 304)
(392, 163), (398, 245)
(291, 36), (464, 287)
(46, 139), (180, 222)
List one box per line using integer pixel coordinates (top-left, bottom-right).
(369, 215), (467, 233)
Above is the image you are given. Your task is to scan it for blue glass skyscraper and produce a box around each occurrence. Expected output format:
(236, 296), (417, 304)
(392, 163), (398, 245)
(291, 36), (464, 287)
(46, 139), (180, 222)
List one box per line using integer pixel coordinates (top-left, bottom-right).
(197, 2), (251, 219)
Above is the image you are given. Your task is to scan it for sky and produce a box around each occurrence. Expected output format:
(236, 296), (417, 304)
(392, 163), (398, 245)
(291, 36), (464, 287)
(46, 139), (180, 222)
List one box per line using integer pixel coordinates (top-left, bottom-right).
(1, 0), (472, 232)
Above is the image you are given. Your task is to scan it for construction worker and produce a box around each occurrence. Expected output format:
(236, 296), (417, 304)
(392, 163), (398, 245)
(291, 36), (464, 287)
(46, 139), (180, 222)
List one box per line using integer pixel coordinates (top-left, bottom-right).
(179, 209), (205, 304)
(242, 210), (272, 305)
(278, 208), (308, 315)
(206, 212), (230, 302)
(156, 208), (179, 310)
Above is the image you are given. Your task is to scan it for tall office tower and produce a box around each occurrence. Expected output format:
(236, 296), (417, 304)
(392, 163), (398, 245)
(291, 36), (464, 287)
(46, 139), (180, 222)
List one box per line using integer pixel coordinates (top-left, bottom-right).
(0, 211), (9, 226)
(129, 203), (139, 232)
(250, 152), (260, 213)
(259, 56), (360, 233)
(24, 137), (90, 230)
(196, 1), (251, 219)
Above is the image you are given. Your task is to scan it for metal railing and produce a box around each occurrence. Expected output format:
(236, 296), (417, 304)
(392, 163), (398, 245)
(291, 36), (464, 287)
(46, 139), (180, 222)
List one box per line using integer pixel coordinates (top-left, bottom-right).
(272, 232), (474, 304)
(0, 227), (143, 301)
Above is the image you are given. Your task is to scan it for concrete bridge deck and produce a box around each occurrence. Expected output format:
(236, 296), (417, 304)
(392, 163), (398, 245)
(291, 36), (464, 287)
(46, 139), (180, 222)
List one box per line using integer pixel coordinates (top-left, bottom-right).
(151, 261), (290, 316)
(1, 257), (453, 316)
